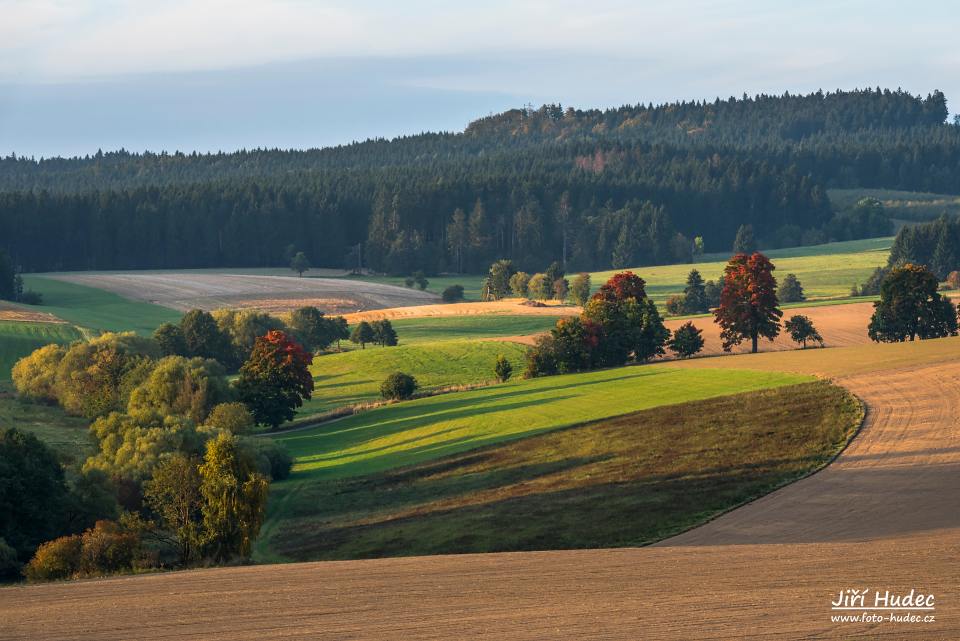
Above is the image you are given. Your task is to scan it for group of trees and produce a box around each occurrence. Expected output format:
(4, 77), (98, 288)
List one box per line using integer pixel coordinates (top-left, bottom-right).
(4, 316), (317, 580)
(888, 215), (960, 279)
(0, 249), (40, 305)
(349, 319), (398, 349)
(482, 259), (592, 306)
(5, 89), (952, 276)
(154, 307), (349, 370)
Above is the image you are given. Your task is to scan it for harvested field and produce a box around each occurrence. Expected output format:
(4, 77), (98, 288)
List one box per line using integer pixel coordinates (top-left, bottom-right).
(46, 272), (438, 313)
(0, 302), (64, 324)
(5, 334), (960, 639)
(343, 299), (578, 323)
(496, 300), (878, 349)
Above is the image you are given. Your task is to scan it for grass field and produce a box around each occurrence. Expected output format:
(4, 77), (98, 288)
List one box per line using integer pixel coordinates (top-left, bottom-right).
(342, 236), (892, 306)
(828, 188), (960, 222)
(21, 276), (181, 335)
(274, 364), (812, 480)
(299, 340), (528, 417)
(595, 237), (891, 306)
(0, 321), (84, 381)
(389, 315), (562, 343)
(0, 382), (91, 463)
(265, 380), (856, 561)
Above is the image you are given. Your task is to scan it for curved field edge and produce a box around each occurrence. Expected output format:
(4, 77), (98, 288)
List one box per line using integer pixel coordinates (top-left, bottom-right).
(261, 380), (861, 562)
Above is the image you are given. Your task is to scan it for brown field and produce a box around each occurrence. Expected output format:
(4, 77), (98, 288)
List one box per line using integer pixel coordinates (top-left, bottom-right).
(343, 298), (578, 323)
(4, 336), (960, 639)
(47, 272), (438, 313)
(0, 302), (64, 323)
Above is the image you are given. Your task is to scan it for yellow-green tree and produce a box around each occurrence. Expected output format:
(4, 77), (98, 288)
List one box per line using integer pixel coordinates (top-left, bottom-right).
(198, 432), (269, 561)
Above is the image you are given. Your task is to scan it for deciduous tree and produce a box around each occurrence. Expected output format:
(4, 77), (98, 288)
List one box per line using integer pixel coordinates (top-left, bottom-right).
(784, 315), (824, 348)
(235, 331), (314, 428)
(868, 263), (958, 342)
(714, 252), (782, 353)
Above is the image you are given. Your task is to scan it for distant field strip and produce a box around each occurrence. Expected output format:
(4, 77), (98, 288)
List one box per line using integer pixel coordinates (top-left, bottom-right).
(275, 365), (812, 479)
(43, 272), (438, 314)
(0, 321), (83, 380)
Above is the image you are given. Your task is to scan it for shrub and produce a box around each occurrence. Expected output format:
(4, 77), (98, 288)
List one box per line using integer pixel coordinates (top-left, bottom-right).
(78, 520), (140, 577)
(12, 343), (65, 403)
(441, 285), (465, 303)
(413, 271), (429, 290)
(380, 372), (418, 400)
(24, 535), (82, 582)
(242, 438), (293, 481)
(665, 295), (686, 316)
(494, 355), (512, 382)
(404, 276), (415, 288)
(18, 290), (42, 305)
(668, 322), (704, 358)
(205, 402), (255, 435)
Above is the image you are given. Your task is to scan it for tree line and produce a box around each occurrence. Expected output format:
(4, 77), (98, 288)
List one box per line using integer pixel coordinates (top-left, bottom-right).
(2, 89), (955, 275)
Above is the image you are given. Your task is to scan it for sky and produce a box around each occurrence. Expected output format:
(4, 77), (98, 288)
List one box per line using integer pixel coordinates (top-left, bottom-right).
(1, 0), (957, 157)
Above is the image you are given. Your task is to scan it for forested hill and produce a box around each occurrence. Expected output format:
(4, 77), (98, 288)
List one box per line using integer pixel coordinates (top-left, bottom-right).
(0, 88), (956, 274)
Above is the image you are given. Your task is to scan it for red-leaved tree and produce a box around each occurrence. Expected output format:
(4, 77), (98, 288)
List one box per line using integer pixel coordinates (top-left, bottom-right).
(236, 330), (314, 428)
(591, 271), (647, 303)
(714, 252), (782, 353)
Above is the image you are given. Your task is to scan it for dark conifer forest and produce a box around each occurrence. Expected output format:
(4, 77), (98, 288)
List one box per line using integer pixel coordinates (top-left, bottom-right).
(1, 88), (956, 274)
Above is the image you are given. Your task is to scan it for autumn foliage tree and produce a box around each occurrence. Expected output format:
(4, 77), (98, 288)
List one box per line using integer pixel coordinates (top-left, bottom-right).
(714, 252), (782, 353)
(236, 331), (314, 428)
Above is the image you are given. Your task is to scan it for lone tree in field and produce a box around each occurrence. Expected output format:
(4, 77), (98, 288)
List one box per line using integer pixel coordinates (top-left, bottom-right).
(568, 273), (591, 306)
(668, 322), (704, 358)
(714, 252), (782, 353)
(732, 224), (756, 254)
(527, 273), (551, 300)
(784, 315), (823, 348)
(441, 284), (464, 302)
(236, 330), (314, 428)
(682, 269), (709, 313)
(779, 273), (805, 303)
(290, 251), (310, 278)
(350, 321), (375, 349)
(494, 355), (513, 382)
(868, 263), (958, 342)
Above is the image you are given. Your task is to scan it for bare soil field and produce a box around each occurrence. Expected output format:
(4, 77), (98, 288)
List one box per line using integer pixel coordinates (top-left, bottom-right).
(343, 299), (578, 323)
(4, 337), (959, 639)
(46, 272), (438, 313)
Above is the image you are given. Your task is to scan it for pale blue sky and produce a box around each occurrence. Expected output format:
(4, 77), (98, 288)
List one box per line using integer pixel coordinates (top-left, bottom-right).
(1, 0), (956, 157)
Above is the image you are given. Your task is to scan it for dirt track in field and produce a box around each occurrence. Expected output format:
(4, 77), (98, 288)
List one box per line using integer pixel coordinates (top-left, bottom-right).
(47, 272), (438, 313)
(3, 334), (959, 639)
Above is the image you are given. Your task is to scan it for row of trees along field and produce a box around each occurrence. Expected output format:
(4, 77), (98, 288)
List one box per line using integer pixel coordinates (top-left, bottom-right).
(1, 89), (957, 274)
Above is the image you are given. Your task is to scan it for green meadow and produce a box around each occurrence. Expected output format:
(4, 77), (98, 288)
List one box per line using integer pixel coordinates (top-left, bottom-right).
(275, 364), (812, 479)
(20, 275), (181, 335)
(267, 382), (860, 561)
(389, 315), (563, 343)
(299, 340), (528, 417)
